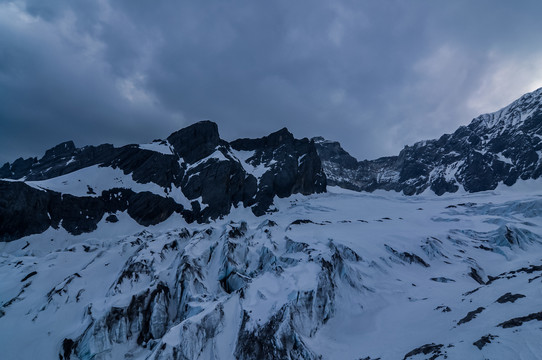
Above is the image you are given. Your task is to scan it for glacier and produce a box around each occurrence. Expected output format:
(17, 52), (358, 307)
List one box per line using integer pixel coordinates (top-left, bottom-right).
(1, 181), (542, 360)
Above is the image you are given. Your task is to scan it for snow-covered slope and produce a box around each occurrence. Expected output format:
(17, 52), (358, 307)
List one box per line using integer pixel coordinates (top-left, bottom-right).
(2, 180), (541, 359)
(315, 87), (542, 195)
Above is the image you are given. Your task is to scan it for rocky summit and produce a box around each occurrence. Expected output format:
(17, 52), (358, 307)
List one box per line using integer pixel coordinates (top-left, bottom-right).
(0, 121), (325, 242)
(315, 87), (542, 195)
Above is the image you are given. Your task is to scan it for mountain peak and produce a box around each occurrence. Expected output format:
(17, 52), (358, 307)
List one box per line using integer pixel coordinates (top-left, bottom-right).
(167, 121), (220, 163)
(472, 87), (542, 130)
(43, 140), (76, 160)
(230, 127), (295, 151)
(0, 121), (326, 241)
(316, 88), (542, 195)
(266, 127), (294, 145)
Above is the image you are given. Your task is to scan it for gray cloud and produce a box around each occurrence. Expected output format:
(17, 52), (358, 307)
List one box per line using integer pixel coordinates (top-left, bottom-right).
(1, 0), (542, 164)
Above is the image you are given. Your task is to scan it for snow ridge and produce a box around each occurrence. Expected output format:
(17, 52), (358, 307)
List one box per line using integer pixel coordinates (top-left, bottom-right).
(474, 87), (542, 130)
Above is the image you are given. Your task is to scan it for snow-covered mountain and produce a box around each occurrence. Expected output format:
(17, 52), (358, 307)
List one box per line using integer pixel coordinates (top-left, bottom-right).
(0, 121), (325, 242)
(315, 87), (542, 195)
(1, 89), (542, 360)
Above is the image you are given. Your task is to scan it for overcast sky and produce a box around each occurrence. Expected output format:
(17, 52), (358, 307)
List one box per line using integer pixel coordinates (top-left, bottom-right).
(1, 0), (542, 164)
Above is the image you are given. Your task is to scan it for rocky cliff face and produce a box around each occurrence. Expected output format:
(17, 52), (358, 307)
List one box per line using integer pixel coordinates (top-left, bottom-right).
(0, 121), (325, 242)
(315, 87), (542, 195)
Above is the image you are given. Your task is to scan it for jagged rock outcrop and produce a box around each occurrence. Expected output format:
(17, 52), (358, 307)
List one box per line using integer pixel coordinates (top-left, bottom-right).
(231, 128), (326, 215)
(167, 120), (222, 164)
(315, 87), (542, 195)
(0, 180), (53, 240)
(0, 121), (326, 241)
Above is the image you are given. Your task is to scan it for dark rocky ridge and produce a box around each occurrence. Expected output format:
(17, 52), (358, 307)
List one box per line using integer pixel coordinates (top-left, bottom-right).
(0, 182), (182, 242)
(231, 128), (326, 215)
(0, 121), (326, 241)
(315, 87), (542, 195)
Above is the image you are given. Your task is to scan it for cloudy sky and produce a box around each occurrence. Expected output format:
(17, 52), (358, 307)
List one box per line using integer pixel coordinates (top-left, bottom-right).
(1, 0), (542, 164)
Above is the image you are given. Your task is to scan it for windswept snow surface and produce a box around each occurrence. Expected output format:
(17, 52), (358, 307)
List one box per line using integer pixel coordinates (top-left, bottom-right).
(24, 165), (191, 207)
(1, 182), (542, 359)
(137, 142), (174, 155)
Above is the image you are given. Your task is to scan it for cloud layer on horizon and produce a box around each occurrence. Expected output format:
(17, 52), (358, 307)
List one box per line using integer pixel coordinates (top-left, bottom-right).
(1, 0), (542, 163)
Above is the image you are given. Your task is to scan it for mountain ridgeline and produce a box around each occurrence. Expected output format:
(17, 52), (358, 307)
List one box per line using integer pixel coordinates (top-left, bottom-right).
(0, 121), (325, 241)
(1, 88), (541, 241)
(315, 87), (542, 195)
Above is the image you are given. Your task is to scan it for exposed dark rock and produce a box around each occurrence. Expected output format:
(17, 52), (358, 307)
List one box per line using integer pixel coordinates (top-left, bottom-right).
(228, 222), (248, 238)
(44, 141), (77, 159)
(232, 128), (326, 216)
(311, 137), (358, 169)
(435, 305), (451, 313)
(103, 146), (183, 189)
(21, 271), (37, 282)
(0, 157), (37, 179)
(49, 193), (106, 235)
(403, 343), (444, 360)
(0, 181), (54, 241)
(468, 267), (486, 285)
(167, 120), (220, 164)
(181, 150), (250, 221)
(126, 192), (181, 226)
(498, 311), (542, 328)
(462, 287), (481, 296)
(495, 292), (526, 304)
(0, 183), (185, 241)
(288, 219), (318, 228)
(508, 264), (542, 274)
(105, 214), (119, 223)
(1, 121), (326, 241)
(473, 334), (498, 350)
(2, 143), (116, 181)
(476, 244), (493, 251)
(457, 307), (485, 325)
(61, 338), (75, 360)
(385, 245), (430, 267)
(430, 277), (455, 283)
